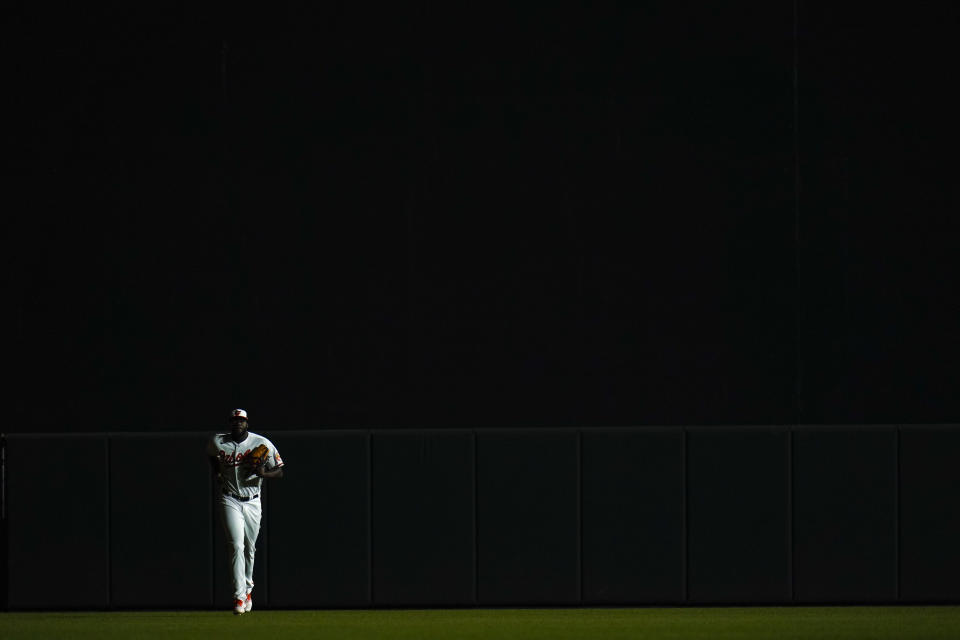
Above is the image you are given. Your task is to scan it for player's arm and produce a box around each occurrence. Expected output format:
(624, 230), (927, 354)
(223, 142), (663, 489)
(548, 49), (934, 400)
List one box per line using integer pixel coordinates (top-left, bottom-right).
(255, 464), (283, 479)
(206, 438), (221, 478)
(254, 444), (284, 479)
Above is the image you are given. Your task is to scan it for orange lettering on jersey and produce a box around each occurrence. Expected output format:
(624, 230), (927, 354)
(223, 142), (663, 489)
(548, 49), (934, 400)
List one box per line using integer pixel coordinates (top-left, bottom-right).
(217, 448), (255, 467)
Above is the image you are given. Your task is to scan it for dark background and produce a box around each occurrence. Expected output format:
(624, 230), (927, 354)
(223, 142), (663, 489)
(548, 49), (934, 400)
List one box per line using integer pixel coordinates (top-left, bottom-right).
(10, 2), (957, 433)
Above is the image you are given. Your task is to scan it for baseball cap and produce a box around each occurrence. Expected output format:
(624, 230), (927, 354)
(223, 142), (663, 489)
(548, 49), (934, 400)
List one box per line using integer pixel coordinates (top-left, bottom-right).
(230, 408), (248, 420)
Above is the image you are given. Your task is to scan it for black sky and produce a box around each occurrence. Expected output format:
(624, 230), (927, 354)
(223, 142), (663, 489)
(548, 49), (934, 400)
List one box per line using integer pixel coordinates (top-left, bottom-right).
(9, 3), (959, 431)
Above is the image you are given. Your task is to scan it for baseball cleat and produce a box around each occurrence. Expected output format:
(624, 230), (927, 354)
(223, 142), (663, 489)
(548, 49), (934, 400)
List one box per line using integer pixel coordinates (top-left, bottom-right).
(233, 599), (245, 615)
(244, 593), (252, 612)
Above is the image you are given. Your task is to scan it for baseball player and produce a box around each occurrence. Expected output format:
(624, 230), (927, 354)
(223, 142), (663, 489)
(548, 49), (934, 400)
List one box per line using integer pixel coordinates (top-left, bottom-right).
(207, 408), (284, 614)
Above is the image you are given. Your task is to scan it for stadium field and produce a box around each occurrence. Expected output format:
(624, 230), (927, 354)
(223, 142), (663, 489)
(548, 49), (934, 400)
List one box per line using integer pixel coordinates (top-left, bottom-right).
(1, 606), (958, 639)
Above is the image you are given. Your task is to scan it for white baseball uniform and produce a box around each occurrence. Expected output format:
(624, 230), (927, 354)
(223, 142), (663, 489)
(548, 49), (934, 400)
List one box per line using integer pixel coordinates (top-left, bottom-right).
(207, 431), (284, 602)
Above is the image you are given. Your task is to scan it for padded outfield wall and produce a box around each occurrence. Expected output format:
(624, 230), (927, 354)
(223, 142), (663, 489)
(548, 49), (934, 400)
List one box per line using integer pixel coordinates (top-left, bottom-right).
(3, 426), (960, 609)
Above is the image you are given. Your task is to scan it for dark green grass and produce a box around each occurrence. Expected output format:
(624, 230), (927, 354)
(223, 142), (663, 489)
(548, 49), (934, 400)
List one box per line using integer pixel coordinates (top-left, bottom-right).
(2, 606), (958, 640)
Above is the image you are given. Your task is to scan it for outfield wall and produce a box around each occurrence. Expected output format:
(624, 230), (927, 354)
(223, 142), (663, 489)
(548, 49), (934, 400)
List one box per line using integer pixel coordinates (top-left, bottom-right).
(3, 426), (960, 609)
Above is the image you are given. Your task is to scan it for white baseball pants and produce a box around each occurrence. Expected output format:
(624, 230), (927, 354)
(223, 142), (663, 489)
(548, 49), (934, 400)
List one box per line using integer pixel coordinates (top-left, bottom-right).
(218, 494), (262, 601)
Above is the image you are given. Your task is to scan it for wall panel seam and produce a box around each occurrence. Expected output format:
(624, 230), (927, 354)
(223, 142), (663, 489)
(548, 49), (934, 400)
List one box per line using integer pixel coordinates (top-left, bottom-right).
(209, 443), (214, 608)
(895, 425), (901, 602)
(681, 426), (688, 603)
(577, 429), (582, 604)
(788, 425), (794, 602)
(473, 429), (479, 606)
(106, 436), (112, 609)
(367, 430), (373, 607)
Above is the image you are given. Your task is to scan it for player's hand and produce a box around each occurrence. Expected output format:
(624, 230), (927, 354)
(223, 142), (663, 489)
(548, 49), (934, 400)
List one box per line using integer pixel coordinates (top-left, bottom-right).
(246, 443), (270, 477)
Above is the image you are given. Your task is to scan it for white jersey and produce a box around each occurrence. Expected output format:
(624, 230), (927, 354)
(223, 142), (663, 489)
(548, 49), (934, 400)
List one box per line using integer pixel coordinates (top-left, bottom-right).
(207, 431), (284, 498)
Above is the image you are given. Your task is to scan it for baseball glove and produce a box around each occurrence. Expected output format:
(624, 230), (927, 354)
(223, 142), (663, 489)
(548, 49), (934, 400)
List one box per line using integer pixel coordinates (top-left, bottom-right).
(247, 444), (270, 468)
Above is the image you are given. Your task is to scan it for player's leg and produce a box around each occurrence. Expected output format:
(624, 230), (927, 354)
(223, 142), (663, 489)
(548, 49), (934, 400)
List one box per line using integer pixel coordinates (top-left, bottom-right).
(219, 496), (248, 607)
(242, 497), (263, 600)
